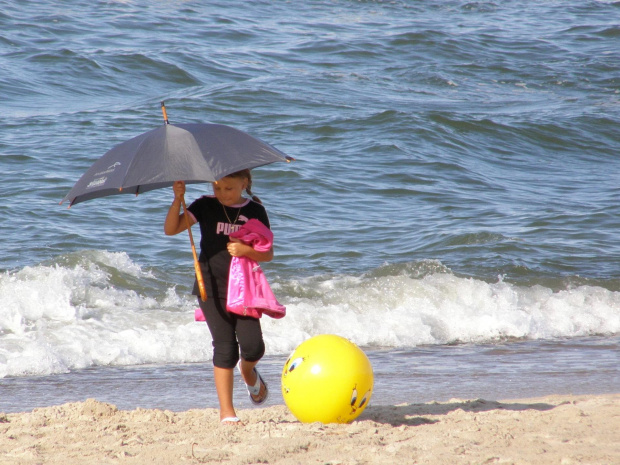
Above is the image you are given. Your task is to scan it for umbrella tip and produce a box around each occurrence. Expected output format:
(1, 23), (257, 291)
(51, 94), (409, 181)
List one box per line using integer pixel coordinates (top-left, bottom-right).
(161, 101), (169, 125)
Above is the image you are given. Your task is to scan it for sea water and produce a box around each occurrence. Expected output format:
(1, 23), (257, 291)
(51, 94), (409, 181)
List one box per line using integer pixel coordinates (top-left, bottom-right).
(0, 0), (619, 413)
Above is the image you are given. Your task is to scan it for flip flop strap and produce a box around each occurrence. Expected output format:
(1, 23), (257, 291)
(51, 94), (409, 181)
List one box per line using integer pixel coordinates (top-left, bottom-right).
(247, 368), (262, 396)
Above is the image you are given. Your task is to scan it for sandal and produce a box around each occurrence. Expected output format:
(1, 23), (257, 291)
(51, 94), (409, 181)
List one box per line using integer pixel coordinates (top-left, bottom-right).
(220, 416), (241, 425)
(240, 365), (269, 406)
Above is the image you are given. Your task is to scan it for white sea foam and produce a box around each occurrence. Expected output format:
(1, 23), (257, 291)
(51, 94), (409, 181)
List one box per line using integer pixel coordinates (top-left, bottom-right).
(1, 252), (619, 378)
(0, 252), (207, 378)
(270, 273), (620, 354)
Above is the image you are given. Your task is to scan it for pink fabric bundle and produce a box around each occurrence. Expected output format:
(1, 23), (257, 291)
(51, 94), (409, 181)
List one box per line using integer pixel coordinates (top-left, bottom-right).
(226, 219), (286, 319)
(194, 218), (286, 321)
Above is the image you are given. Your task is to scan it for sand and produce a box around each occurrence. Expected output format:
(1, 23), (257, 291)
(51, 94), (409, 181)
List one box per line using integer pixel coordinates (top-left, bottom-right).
(1, 393), (618, 464)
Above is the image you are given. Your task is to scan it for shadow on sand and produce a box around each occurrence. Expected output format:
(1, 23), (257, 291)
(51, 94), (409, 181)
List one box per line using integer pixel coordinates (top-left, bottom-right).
(359, 398), (559, 427)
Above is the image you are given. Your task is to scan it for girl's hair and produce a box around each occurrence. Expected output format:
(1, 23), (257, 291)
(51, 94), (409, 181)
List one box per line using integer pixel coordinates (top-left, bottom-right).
(226, 169), (262, 204)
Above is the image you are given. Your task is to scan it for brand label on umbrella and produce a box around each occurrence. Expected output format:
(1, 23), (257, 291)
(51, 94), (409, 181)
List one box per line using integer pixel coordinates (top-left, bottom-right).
(87, 177), (107, 189)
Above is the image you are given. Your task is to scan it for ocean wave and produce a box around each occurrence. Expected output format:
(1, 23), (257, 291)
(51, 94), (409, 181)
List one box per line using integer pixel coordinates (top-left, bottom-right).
(1, 253), (618, 378)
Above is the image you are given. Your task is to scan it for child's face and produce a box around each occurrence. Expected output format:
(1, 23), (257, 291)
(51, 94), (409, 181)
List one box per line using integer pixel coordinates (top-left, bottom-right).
(212, 176), (247, 206)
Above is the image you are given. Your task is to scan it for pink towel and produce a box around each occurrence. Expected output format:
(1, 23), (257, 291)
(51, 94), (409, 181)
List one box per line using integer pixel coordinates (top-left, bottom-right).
(226, 219), (286, 319)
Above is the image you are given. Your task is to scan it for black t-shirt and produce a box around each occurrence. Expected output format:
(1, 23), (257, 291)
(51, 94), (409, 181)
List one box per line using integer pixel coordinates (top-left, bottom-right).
(188, 195), (270, 299)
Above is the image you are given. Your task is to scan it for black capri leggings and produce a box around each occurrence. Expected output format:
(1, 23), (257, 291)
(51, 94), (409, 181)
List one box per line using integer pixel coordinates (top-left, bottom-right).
(197, 297), (265, 369)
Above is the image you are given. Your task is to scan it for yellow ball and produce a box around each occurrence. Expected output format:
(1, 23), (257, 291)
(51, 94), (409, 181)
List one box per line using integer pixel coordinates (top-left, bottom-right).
(281, 334), (374, 424)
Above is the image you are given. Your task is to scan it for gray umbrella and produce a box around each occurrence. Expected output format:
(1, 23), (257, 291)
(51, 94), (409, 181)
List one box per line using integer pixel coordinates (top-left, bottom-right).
(61, 103), (293, 301)
(61, 112), (293, 206)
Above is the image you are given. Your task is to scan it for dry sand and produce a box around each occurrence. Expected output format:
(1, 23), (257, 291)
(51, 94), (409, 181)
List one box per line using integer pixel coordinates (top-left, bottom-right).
(1, 393), (618, 464)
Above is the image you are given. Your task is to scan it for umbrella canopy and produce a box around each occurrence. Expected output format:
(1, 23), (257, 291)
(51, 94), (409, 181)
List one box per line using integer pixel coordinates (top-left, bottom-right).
(62, 122), (292, 206)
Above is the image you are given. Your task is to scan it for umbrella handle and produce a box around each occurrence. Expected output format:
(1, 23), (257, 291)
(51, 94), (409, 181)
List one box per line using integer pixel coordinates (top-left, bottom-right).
(180, 196), (207, 302)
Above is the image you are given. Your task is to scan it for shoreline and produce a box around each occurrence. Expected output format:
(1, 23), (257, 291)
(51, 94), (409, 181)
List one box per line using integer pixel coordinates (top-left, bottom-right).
(4, 337), (619, 415)
(2, 392), (618, 464)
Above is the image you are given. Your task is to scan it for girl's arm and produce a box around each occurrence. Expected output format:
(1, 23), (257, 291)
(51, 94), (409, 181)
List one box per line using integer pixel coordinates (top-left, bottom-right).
(227, 240), (274, 262)
(164, 181), (195, 235)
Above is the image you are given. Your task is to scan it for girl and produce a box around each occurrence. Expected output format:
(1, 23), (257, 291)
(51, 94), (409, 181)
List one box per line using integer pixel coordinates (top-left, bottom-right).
(164, 169), (271, 425)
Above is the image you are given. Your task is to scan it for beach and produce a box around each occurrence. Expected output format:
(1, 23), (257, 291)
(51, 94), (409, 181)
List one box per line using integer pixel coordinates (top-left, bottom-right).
(2, 393), (618, 464)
